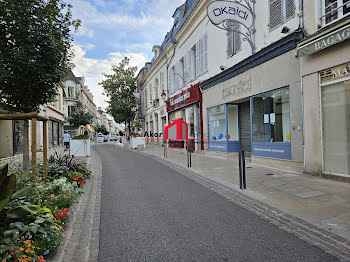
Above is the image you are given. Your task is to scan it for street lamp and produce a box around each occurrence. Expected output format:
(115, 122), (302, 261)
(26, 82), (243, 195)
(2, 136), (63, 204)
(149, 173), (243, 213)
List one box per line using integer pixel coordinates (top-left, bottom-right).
(161, 90), (167, 101)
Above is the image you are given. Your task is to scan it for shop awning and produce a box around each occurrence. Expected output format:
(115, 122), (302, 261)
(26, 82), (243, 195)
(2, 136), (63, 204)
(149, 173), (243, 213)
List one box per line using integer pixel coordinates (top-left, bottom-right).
(298, 24), (350, 57)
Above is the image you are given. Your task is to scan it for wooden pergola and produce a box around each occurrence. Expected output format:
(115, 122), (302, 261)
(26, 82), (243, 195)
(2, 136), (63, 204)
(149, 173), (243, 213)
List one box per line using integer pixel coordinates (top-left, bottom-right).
(0, 109), (49, 177)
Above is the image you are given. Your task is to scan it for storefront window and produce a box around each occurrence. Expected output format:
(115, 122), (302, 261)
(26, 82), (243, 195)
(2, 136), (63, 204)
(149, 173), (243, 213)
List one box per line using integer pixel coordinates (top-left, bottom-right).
(252, 88), (290, 143)
(186, 106), (195, 138)
(208, 105), (226, 141)
(322, 79), (350, 175)
(228, 104), (239, 141)
(169, 109), (185, 123)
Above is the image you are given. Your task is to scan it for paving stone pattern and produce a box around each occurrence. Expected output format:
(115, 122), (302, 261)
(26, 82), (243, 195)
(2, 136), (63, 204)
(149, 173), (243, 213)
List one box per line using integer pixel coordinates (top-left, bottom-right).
(138, 150), (350, 262)
(49, 147), (102, 262)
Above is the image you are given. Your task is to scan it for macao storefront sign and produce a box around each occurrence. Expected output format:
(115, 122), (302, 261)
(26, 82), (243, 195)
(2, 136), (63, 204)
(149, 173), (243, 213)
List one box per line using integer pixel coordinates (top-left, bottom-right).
(207, 0), (253, 29)
(299, 25), (350, 57)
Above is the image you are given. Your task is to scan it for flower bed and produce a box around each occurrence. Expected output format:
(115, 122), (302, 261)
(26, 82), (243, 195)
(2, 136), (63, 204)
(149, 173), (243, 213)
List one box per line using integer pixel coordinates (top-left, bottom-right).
(0, 153), (92, 262)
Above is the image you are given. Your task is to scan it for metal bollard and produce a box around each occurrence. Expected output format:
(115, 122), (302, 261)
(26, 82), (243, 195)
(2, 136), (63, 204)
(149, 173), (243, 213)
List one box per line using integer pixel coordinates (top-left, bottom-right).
(242, 150), (246, 189)
(239, 151), (243, 190)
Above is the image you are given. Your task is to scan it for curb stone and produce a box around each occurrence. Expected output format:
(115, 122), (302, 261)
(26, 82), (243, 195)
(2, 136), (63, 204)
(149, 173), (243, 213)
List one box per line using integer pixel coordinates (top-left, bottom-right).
(48, 147), (102, 262)
(114, 144), (350, 261)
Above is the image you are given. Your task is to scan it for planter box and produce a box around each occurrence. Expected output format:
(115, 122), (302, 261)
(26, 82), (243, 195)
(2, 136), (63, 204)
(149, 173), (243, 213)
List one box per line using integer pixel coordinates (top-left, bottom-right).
(70, 139), (90, 156)
(130, 137), (145, 149)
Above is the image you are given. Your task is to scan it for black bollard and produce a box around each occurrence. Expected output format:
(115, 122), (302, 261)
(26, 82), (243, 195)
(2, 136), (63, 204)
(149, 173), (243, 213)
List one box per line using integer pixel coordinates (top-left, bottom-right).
(242, 150), (246, 189)
(239, 151), (243, 190)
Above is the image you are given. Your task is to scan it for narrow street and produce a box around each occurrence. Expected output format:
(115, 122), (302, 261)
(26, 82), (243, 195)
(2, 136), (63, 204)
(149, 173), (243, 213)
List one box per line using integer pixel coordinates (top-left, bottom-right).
(95, 144), (338, 262)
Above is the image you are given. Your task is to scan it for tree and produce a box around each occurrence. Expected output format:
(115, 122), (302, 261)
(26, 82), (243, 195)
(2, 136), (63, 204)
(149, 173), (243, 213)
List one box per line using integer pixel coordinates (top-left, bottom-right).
(94, 123), (109, 135)
(0, 0), (80, 113)
(100, 58), (137, 139)
(66, 101), (93, 127)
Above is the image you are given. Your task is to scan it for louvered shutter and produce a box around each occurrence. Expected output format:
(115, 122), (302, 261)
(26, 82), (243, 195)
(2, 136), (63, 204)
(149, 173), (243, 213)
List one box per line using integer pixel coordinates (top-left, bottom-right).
(196, 41), (200, 77)
(203, 34), (208, 72)
(184, 54), (188, 83)
(168, 70), (173, 94)
(269, 0), (282, 29)
(227, 22), (233, 57)
(191, 48), (196, 80)
(199, 37), (204, 74)
(188, 51), (192, 82)
(285, 0), (295, 20)
(233, 23), (241, 54)
(160, 72), (164, 89)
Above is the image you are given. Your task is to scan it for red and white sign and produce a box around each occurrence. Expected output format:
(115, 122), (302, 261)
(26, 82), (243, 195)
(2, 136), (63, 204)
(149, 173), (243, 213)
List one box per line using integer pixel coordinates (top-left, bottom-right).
(166, 84), (200, 112)
(165, 119), (188, 141)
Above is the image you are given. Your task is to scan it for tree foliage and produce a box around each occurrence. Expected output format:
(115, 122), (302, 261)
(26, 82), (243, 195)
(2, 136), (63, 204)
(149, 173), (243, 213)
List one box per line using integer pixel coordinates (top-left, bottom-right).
(100, 58), (137, 129)
(66, 101), (93, 127)
(0, 0), (80, 112)
(94, 123), (109, 135)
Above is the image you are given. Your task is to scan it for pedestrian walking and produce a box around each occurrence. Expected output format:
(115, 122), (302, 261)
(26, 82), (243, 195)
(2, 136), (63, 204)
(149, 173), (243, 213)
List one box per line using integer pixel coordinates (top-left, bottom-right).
(64, 132), (71, 150)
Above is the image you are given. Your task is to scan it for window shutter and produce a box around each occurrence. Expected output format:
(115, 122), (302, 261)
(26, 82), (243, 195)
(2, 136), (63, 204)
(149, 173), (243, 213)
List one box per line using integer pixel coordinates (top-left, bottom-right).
(187, 51), (191, 82)
(168, 71), (173, 94)
(196, 41), (200, 77)
(160, 72), (164, 89)
(184, 54), (188, 83)
(234, 23), (241, 54)
(227, 22), (233, 57)
(203, 34), (208, 72)
(199, 37), (203, 74)
(285, 0), (295, 20)
(191, 48), (196, 80)
(269, 0), (282, 29)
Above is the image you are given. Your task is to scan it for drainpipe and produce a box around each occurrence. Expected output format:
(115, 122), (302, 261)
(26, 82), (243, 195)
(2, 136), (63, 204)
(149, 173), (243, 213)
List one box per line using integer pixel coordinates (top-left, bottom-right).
(298, 0), (306, 170)
(165, 37), (178, 124)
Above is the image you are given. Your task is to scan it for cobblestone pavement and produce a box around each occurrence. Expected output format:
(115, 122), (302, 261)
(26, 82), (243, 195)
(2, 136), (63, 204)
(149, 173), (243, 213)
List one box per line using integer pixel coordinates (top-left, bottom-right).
(114, 143), (350, 261)
(49, 145), (102, 262)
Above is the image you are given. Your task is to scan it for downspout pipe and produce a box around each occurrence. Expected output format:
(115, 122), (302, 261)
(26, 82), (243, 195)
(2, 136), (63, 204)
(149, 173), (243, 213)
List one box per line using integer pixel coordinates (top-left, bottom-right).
(298, 0), (306, 170)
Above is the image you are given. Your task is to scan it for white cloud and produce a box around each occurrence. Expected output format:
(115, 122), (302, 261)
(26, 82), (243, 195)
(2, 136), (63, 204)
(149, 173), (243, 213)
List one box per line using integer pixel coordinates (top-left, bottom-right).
(71, 44), (148, 108)
(76, 24), (94, 38)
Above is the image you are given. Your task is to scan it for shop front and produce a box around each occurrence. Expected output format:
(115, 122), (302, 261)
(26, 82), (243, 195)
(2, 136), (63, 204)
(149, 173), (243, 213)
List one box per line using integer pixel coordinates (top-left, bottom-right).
(206, 87), (292, 159)
(201, 32), (304, 167)
(166, 84), (203, 151)
(298, 22), (350, 177)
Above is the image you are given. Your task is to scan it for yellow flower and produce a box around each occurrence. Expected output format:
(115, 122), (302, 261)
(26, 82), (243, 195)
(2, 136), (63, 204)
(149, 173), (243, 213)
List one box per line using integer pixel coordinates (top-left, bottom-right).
(20, 247), (24, 251)
(2, 259), (7, 262)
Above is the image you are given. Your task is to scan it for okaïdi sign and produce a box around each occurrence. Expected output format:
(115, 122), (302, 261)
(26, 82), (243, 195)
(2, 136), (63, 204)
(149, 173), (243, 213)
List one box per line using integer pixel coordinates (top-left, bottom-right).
(207, 0), (256, 54)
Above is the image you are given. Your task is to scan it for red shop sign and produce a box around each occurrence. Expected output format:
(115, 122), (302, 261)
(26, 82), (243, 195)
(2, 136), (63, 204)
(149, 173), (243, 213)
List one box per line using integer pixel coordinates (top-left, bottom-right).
(166, 84), (200, 112)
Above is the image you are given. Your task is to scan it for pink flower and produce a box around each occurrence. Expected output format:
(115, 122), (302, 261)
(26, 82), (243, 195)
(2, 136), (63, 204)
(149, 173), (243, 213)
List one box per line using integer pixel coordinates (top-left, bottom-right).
(9, 248), (14, 252)
(51, 194), (55, 198)
(73, 181), (77, 185)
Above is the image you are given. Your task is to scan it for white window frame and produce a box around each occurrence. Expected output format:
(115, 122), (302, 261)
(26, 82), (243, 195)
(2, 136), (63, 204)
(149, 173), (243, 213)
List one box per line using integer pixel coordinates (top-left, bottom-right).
(195, 34), (208, 77)
(269, 0), (296, 31)
(321, 0), (350, 27)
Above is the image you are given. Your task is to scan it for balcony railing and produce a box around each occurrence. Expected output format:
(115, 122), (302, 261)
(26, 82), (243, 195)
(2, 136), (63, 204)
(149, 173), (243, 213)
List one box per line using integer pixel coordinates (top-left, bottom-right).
(320, 0), (350, 26)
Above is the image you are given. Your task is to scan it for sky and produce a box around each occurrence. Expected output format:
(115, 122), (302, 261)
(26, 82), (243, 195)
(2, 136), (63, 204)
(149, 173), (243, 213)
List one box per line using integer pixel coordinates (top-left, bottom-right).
(70, 0), (184, 109)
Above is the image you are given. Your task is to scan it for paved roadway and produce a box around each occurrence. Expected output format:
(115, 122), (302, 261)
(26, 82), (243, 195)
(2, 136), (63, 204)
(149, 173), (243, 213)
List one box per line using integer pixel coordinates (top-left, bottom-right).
(95, 144), (338, 262)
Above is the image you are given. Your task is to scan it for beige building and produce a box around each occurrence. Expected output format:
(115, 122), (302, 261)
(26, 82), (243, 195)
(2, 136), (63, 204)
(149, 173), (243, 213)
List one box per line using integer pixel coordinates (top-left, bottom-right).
(0, 83), (65, 159)
(297, 4), (350, 178)
(63, 71), (97, 137)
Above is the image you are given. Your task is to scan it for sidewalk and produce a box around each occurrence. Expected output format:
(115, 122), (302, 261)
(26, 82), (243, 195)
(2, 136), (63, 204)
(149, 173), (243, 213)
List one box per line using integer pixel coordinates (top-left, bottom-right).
(136, 144), (350, 242)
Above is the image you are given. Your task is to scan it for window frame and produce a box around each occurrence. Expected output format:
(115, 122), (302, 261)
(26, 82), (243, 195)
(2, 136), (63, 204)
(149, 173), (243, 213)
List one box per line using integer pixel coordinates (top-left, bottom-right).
(320, 0), (350, 27)
(269, 0), (296, 31)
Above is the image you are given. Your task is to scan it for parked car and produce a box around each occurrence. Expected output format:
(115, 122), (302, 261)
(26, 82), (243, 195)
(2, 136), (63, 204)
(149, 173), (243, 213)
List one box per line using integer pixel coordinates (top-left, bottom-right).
(97, 134), (104, 143)
(110, 135), (117, 141)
